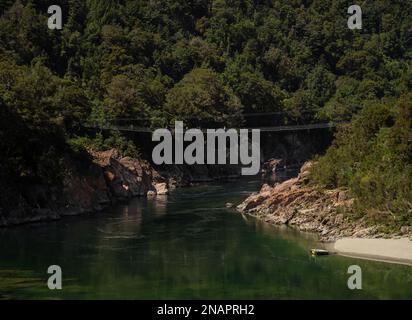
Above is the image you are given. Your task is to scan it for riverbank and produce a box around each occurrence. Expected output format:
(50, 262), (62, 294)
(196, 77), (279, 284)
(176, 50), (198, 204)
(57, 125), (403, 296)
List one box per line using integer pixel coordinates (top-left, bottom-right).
(0, 127), (330, 228)
(0, 149), (153, 227)
(2, 179), (411, 299)
(237, 161), (412, 265)
(237, 162), (373, 241)
(0, 148), (242, 227)
(331, 238), (412, 266)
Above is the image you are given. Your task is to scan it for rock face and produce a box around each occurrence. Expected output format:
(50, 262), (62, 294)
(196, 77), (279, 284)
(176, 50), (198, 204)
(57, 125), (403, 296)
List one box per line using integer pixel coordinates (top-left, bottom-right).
(0, 149), (159, 227)
(93, 150), (155, 199)
(0, 146), (245, 227)
(260, 131), (333, 167)
(0, 154), (112, 226)
(59, 155), (111, 216)
(237, 161), (376, 241)
(154, 182), (169, 195)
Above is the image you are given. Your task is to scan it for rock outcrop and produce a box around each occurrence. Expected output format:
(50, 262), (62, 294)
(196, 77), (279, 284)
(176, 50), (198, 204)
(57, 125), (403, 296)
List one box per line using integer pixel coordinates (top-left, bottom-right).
(237, 162), (377, 241)
(154, 182), (169, 195)
(0, 149), (161, 227)
(0, 154), (112, 226)
(59, 155), (111, 216)
(93, 149), (155, 199)
(0, 144), (249, 227)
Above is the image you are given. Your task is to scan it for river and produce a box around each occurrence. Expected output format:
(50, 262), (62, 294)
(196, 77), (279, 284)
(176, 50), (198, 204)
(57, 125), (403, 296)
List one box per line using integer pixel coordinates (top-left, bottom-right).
(0, 178), (411, 299)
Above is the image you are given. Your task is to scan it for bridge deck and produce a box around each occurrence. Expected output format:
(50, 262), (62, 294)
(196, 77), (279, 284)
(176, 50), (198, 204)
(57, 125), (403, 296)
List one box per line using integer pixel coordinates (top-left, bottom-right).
(85, 122), (340, 133)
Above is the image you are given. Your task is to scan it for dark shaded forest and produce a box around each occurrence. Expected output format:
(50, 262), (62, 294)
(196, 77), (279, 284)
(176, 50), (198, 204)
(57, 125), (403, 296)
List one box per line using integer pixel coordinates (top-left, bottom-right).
(0, 0), (411, 228)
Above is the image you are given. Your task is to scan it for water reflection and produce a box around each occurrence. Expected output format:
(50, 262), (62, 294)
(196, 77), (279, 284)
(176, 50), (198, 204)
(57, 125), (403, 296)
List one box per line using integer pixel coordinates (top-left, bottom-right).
(0, 179), (411, 299)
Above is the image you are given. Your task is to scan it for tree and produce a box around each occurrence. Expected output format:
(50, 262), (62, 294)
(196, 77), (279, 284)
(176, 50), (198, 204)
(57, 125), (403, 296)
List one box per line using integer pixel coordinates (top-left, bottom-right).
(165, 68), (243, 127)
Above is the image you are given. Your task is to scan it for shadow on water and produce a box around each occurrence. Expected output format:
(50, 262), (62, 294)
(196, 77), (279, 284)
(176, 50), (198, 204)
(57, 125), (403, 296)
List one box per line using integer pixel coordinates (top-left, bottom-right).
(0, 178), (411, 299)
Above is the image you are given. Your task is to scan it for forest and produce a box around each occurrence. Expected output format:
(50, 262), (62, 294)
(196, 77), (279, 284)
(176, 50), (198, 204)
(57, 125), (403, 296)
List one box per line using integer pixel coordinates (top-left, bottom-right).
(0, 0), (411, 229)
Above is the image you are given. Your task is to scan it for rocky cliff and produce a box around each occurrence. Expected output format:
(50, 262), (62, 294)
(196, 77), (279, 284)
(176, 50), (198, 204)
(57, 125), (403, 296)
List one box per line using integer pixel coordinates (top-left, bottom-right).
(237, 162), (393, 241)
(0, 148), (243, 227)
(0, 149), (166, 227)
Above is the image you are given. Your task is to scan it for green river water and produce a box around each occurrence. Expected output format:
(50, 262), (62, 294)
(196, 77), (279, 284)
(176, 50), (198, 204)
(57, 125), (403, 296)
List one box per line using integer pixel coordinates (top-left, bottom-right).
(0, 179), (411, 299)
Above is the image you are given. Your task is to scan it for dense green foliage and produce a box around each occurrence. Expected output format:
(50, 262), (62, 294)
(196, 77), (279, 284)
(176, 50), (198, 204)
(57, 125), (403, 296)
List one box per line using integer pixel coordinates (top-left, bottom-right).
(0, 0), (411, 228)
(311, 95), (412, 230)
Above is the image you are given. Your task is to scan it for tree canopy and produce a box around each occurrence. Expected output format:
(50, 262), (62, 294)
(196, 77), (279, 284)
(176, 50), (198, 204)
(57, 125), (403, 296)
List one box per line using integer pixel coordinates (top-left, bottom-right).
(0, 0), (411, 228)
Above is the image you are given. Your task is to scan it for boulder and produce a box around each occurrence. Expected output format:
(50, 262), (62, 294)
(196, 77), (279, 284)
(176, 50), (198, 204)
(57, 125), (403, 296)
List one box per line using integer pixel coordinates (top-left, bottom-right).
(97, 152), (154, 198)
(154, 182), (169, 195)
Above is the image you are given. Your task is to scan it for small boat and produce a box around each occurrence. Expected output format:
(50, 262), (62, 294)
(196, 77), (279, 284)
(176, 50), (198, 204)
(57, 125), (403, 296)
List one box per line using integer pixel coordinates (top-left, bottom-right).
(310, 249), (329, 256)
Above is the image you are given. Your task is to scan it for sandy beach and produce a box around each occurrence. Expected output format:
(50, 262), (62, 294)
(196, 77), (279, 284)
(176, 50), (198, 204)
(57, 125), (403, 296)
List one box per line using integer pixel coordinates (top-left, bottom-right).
(333, 238), (412, 266)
